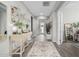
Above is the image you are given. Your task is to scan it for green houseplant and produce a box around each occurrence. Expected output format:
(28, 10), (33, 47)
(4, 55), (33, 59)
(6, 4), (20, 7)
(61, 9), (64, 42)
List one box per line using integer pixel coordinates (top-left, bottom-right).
(15, 20), (24, 34)
(73, 22), (79, 34)
(73, 22), (79, 28)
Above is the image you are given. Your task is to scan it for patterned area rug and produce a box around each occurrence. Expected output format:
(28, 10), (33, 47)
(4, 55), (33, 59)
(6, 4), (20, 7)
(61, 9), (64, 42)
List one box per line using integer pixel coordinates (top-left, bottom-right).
(27, 41), (61, 57)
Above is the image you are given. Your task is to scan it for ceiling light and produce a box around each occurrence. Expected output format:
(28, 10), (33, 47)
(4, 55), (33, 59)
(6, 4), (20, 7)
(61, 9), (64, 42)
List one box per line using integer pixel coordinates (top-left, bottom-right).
(40, 13), (44, 16)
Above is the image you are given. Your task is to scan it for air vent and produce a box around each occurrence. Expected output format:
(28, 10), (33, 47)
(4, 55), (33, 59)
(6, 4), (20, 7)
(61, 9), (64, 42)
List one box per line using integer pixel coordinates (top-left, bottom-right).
(43, 1), (50, 6)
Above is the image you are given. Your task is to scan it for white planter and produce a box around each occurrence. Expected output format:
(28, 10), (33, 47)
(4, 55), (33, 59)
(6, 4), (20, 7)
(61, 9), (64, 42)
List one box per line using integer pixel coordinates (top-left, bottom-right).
(18, 28), (22, 34)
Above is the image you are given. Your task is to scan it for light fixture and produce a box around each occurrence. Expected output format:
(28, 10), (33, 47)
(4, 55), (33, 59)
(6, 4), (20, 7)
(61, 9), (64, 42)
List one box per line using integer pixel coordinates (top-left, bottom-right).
(40, 12), (44, 16)
(43, 1), (50, 6)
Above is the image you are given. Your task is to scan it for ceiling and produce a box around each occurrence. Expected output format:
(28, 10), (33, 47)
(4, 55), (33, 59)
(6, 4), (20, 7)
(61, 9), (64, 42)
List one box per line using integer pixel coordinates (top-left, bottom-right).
(23, 1), (64, 17)
(65, 1), (79, 8)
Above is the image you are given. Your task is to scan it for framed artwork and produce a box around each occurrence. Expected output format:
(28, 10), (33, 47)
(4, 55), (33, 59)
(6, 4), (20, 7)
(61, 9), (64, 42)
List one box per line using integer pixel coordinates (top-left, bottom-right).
(11, 6), (20, 23)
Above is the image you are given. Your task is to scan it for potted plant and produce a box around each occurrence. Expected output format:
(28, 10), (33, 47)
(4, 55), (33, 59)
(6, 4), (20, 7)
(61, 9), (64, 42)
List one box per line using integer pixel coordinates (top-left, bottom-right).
(46, 22), (52, 40)
(46, 23), (52, 34)
(73, 22), (79, 34)
(22, 24), (29, 33)
(15, 20), (24, 34)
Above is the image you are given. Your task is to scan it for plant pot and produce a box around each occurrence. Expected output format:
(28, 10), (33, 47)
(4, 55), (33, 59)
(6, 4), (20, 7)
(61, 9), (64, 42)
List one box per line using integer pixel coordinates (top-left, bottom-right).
(18, 28), (22, 34)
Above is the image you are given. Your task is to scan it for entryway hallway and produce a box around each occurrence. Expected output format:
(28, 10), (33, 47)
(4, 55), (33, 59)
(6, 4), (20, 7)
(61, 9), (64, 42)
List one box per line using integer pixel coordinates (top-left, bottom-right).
(0, 1), (79, 57)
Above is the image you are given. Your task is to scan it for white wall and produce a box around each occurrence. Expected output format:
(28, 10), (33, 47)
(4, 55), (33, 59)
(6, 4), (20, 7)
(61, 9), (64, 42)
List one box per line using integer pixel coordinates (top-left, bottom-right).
(63, 8), (79, 23)
(0, 12), (1, 32)
(0, 11), (6, 34)
(53, 12), (58, 42)
(33, 18), (39, 36)
(0, 3), (8, 57)
(0, 39), (9, 57)
(49, 12), (57, 42)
